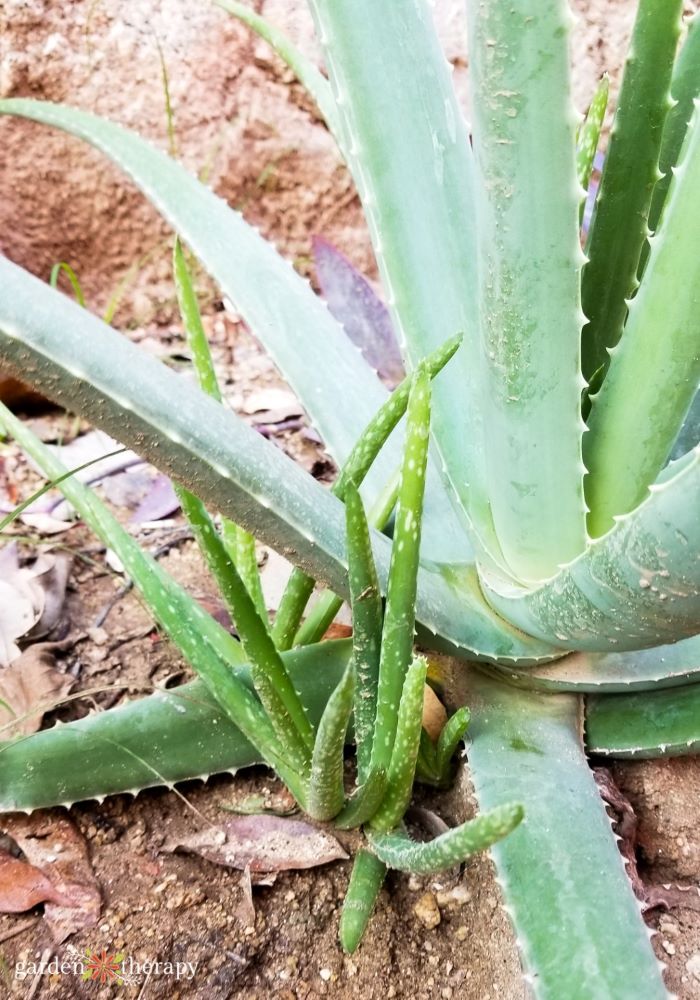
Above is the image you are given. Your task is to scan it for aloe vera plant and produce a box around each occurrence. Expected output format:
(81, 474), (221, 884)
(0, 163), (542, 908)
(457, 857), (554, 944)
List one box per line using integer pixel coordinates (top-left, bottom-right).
(0, 0), (699, 994)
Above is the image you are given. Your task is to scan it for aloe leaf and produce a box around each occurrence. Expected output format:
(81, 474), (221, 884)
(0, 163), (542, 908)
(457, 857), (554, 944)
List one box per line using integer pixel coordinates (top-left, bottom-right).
(642, 12), (700, 270)
(214, 0), (341, 142)
(486, 634), (700, 694)
(585, 102), (700, 536)
(581, 0), (683, 383)
(586, 682), (700, 758)
(466, 0), (587, 582)
(577, 75), (609, 196)
(465, 670), (669, 999)
(274, 334), (461, 652)
(0, 641), (351, 813)
(334, 768), (387, 830)
(177, 488), (315, 770)
(307, 0), (501, 568)
(0, 256), (557, 664)
(0, 401), (314, 799)
(484, 447), (700, 652)
(173, 239), (267, 618)
(306, 662), (355, 820)
(0, 97), (470, 569)
(670, 388), (700, 461)
(345, 481), (383, 782)
(367, 803), (523, 875)
(339, 849), (387, 954)
(370, 656), (427, 833)
(372, 374), (430, 770)
(435, 706), (470, 781)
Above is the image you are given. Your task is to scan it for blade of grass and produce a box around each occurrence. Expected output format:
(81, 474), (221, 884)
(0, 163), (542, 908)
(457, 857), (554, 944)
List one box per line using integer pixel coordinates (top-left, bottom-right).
(49, 262), (85, 307)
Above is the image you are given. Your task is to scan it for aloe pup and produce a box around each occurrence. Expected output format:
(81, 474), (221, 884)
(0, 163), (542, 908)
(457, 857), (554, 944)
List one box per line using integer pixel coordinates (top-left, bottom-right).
(1, 0), (699, 994)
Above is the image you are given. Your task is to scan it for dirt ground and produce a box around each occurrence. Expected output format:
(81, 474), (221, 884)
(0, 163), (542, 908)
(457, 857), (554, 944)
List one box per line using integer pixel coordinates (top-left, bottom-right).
(1, 1), (700, 998)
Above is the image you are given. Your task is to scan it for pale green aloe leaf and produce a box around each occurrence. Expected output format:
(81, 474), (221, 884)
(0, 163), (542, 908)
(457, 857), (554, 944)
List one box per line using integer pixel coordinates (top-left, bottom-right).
(307, 0), (503, 570)
(581, 0), (683, 383)
(483, 448), (700, 652)
(0, 641), (351, 813)
(642, 12), (700, 270)
(485, 634), (700, 694)
(0, 258), (555, 664)
(0, 96), (470, 568)
(585, 101), (700, 536)
(465, 0), (587, 582)
(586, 682), (700, 758)
(214, 0), (341, 142)
(466, 670), (669, 1000)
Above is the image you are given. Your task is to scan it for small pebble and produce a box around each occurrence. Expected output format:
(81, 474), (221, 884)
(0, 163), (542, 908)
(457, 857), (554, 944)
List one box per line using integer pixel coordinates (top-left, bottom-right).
(662, 940), (676, 956)
(414, 892), (441, 929)
(455, 925), (469, 942)
(319, 968), (332, 982)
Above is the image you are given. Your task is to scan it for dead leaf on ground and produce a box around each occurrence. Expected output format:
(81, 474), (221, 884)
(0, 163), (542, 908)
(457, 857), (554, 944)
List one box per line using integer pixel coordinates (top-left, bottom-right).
(0, 544), (71, 665)
(2, 813), (101, 942)
(422, 683), (448, 742)
(0, 645), (74, 738)
(0, 850), (68, 913)
(163, 815), (348, 876)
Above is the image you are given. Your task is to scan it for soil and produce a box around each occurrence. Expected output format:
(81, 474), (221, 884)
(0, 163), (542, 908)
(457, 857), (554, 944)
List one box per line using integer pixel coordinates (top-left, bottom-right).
(1, 2), (700, 998)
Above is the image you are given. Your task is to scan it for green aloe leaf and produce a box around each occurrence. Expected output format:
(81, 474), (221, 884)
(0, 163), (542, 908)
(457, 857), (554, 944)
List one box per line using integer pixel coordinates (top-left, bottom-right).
(334, 768), (387, 830)
(214, 0), (340, 142)
(641, 12), (700, 271)
(466, 670), (669, 999)
(585, 102), (700, 536)
(466, 0), (587, 581)
(0, 641), (351, 813)
(307, 661), (355, 820)
(338, 849), (387, 955)
(367, 803), (523, 875)
(0, 96), (470, 569)
(307, 0), (502, 569)
(0, 258), (556, 665)
(0, 401), (312, 800)
(484, 448), (700, 651)
(581, 0), (683, 383)
(586, 682), (700, 758)
(487, 634), (700, 694)
(577, 74), (609, 195)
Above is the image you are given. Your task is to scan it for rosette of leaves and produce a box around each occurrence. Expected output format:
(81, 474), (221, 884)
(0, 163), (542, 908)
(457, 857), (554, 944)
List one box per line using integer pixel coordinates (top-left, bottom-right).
(0, 0), (699, 995)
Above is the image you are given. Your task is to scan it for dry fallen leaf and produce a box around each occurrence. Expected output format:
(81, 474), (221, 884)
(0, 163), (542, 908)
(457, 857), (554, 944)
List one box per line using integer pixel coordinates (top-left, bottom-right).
(163, 815), (348, 874)
(0, 645), (74, 738)
(0, 850), (67, 912)
(422, 683), (448, 742)
(0, 544), (71, 665)
(2, 812), (101, 942)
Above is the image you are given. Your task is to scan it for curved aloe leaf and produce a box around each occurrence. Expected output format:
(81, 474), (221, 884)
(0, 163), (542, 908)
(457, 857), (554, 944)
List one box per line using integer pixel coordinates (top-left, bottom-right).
(367, 803), (523, 874)
(642, 12), (700, 266)
(334, 768), (387, 830)
(307, 0), (504, 570)
(585, 102), (700, 536)
(484, 448), (700, 651)
(0, 641), (350, 813)
(486, 634), (700, 694)
(586, 682), (700, 758)
(466, 670), (669, 1000)
(0, 97), (470, 569)
(465, 0), (587, 582)
(581, 0), (683, 382)
(0, 263), (557, 664)
(214, 0), (341, 142)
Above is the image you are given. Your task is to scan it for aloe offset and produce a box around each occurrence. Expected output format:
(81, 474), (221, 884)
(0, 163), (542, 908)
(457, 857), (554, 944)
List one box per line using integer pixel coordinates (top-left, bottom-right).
(0, 0), (699, 994)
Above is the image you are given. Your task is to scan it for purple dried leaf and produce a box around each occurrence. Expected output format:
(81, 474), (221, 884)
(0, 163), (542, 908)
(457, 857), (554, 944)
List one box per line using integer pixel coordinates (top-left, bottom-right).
(312, 236), (404, 387)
